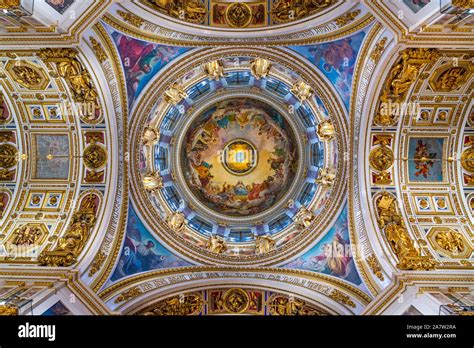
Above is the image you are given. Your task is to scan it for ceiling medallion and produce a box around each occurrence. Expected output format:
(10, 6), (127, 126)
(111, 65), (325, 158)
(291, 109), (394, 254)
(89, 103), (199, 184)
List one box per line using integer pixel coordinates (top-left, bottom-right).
(461, 147), (474, 173)
(0, 143), (19, 169)
(222, 139), (258, 176)
(428, 62), (472, 92)
(369, 145), (394, 172)
(427, 227), (472, 259)
(225, 3), (252, 28)
(5, 61), (49, 90)
(223, 288), (250, 314)
(83, 144), (107, 171)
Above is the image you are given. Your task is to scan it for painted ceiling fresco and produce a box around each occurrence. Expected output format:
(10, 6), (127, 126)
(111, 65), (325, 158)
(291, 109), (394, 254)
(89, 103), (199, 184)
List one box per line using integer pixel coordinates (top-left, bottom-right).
(107, 24), (190, 109)
(183, 98), (298, 217)
(283, 203), (363, 287)
(111, 205), (191, 282)
(291, 29), (367, 110)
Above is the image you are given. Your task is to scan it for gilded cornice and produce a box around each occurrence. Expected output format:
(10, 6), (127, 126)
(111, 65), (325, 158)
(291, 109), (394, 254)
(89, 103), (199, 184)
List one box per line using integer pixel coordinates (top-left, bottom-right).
(101, 9), (375, 47)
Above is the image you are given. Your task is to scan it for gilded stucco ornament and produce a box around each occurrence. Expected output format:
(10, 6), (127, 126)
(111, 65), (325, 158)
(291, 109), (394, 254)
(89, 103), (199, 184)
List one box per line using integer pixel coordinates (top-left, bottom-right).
(143, 293), (204, 315)
(114, 287), (143, 304)
(89, 37), (107, 63)
(452, 0), (474, 9)
(38, 194), (99, 267)
(316, 120), (335, 141)
(0, 168), (15, 181)
(0, 191), (9, 218)
(206, 235), (227, 254)
(370, 37), (387, 63)
(10, 225), (43, 247)
(38, 48), (103, 124)
(268, 294), (328, 315)
(334, 10), (360, 27)
(329, 289), (355, 308)
(385, 223), (436, 271)
(0, 305), (18, 315)
(204, 60), (225, 80)
(167, 212), (186, 232)
(147, 0), (206, 24)
(315, 168), (335, 188)
(429, 63), (472, 92)
(132, 289), (334, 315)
(291, 80), (313, 102)
(268, 296), (304, 315)
(369, 145), (394, 172)
(293, 204), (315, 230)
(38, 48), (98, 102)
(141, 126), (160, 146)
(375, 192), (437, 271)
(0, 0), (20, 9)
(0, 92), (10, 124)
(255, 235), (276, 254)
(6, 61), (48, 90)
(373, 171), (392, 185)
(375, 192), (402, 229)
(366, 254), (384, 281)
(374, 48), (438, 126)
(270, 0), (335, 24)
(250, 58), (271, 79)
(427, 228), (471, 259)
(83, 144), (108, 171)
(88, 251), (107, 277)
(461, 147), (474, 173)
(117, 10), (144, 28)
(164, 82), (188, 105)
(142, 172), (164, 193)
(0, 144), (19, 169)
(434, 230), (465, 255)
(226, 3), (252, 28)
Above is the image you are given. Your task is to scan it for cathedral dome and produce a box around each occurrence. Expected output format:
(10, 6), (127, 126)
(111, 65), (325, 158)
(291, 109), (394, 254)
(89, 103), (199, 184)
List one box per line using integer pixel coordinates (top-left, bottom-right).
(130, 48), (348, 264)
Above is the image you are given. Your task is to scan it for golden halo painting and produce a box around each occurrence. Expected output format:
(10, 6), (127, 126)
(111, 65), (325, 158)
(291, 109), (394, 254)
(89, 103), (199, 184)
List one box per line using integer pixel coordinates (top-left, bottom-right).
(182, 98), (298, 216)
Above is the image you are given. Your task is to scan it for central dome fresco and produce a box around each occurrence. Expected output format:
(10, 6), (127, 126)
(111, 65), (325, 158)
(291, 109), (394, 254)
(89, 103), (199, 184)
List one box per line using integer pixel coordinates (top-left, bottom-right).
(182, 98), (298, 217)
